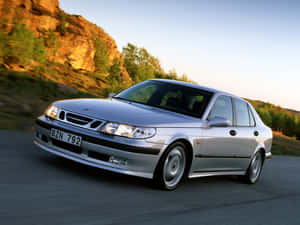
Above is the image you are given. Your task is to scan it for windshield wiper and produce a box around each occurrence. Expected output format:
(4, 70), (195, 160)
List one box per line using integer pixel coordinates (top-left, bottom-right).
(112, 96), (134, 103)
(112, 96), (126, 100)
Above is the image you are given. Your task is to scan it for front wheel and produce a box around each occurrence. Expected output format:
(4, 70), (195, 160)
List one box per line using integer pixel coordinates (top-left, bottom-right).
(244, 151), (264, 184)
(154, 142), (187, 190)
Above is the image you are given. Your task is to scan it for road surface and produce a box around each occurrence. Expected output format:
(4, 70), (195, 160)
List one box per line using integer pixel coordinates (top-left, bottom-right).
(1, 130), (300, 225)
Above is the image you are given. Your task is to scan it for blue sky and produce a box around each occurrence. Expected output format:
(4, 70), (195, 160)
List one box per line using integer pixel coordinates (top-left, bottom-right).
(60, 0), (300, 111)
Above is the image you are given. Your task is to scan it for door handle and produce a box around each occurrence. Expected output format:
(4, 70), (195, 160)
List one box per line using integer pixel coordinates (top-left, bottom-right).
(254, 131), (259, 136)
(229, 130), (237, 136)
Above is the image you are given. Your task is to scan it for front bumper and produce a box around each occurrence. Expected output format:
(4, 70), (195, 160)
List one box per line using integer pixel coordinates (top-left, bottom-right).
(34, 116), (164, 179)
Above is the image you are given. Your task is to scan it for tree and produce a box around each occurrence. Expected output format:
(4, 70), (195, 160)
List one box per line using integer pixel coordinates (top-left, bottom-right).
(296, 121), (300, 140)
(122, 43), (165, 83)
(282, 114), (295, 137)
(257, 108), (272, 127)
(179, 73), (189, 82)
(165, 69), (178, 80)
(270, 111), (285, 132)
(122, 43), (139, 82)
(122, 43), (196, 86)
(252, 101), (300, 139)
(108, 59), (122, 89)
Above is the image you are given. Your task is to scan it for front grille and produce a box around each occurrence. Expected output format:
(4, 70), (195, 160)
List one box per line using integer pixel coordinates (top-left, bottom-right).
(90, 121), (102, 129)
(66, 113), (93, 125)
(88, 151), (110, 162)
(51, 139), (82, 154)
(59, 111), (65, 120)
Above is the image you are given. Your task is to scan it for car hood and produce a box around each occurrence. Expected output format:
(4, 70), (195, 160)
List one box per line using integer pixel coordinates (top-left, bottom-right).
(54, 98), (207, 128)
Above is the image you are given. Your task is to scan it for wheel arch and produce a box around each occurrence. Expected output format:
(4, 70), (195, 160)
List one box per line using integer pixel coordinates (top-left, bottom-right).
(155, 138), (194, 177)
(252, 145), (266, 163)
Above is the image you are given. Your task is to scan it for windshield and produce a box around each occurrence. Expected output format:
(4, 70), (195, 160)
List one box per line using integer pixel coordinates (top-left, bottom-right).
(114, 80), (213, 118)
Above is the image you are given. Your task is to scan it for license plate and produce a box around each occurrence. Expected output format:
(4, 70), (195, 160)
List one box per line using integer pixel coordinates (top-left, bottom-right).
(50, 128), (82, 147)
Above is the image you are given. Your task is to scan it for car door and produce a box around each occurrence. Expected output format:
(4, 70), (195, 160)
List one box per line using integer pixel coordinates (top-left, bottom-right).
(195, 95), (248, 172)
(231, 98), (258, 169)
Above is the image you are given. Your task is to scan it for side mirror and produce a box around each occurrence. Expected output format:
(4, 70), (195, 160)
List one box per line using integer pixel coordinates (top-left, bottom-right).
(208, 117), (231, 127)
(109, 93), (116, 99)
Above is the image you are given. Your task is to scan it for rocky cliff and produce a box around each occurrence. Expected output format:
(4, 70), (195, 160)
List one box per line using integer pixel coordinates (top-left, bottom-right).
(0, 0), (130, 80)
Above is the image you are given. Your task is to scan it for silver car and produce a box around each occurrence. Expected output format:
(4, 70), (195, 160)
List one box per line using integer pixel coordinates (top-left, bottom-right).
(34, 79), (272, 190)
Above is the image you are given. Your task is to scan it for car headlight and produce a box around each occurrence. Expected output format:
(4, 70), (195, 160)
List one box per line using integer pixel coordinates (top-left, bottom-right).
(45, 105), (60, 120)
(101, 122), (156, 139)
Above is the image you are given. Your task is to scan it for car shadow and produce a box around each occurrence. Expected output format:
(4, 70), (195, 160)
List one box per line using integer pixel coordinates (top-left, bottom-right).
(36, 152), (246, 192)
(37, 153), (154, 189)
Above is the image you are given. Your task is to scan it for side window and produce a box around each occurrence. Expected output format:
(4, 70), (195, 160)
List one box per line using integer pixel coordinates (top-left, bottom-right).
(233, 99), (250, 126)
(208, 96), (233, 126)
(248, 105), (256, 127)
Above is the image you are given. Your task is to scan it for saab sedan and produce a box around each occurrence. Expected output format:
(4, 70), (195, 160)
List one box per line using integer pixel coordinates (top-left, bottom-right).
(34, 79), (272, 190)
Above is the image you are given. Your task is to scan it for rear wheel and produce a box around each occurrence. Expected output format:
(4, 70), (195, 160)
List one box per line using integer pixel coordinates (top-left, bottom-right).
(154, 142), (187, 190)
(244, 151), (264, 184)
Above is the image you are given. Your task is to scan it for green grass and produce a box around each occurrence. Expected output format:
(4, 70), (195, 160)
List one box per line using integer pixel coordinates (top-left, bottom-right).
(0, 69), (95, 131)
(272, 132), (300, 156)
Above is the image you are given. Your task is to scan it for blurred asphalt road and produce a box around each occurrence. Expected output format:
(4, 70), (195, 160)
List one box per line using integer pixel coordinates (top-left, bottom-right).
(1, 130), (300, 225)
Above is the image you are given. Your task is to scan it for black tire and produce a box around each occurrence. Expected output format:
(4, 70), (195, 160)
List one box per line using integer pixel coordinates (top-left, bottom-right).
(153, 142), (187, 190)
(244, 151), (264, 184)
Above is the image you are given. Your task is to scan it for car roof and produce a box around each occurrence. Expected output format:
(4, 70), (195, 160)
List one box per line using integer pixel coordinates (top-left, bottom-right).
(150, 79), (245, 101)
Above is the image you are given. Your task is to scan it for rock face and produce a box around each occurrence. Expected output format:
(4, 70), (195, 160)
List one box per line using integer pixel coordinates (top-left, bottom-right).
(0, 0), (130, 80)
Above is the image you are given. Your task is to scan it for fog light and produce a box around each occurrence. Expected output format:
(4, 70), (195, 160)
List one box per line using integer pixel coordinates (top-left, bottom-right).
(36, 132), (42, 139)
(109, 156), (127, 166)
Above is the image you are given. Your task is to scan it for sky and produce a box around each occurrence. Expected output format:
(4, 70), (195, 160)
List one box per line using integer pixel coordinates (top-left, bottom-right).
(60, 0), (300, 111)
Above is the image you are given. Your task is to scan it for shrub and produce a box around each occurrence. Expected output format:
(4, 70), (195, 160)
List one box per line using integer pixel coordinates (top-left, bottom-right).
(45, 29), (57, 47)
(7, 23), (35, 64)
(94, 37), (109, 74)
(58, 13), (67, 36)
(0, 23), (46, 65)
(33, 37), (46, 63)
(0, 30), (8, 63)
